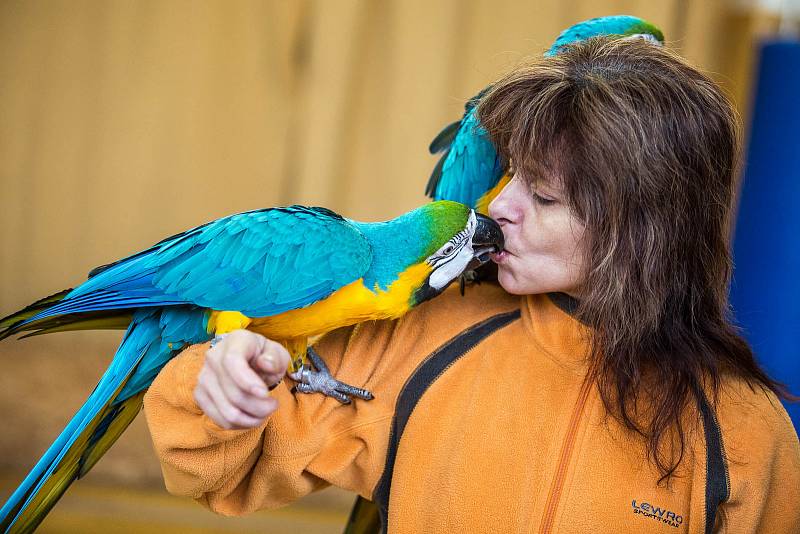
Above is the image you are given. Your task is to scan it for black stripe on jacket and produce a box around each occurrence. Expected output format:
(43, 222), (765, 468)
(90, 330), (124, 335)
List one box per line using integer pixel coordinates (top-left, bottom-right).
(343, 305), (730, 534)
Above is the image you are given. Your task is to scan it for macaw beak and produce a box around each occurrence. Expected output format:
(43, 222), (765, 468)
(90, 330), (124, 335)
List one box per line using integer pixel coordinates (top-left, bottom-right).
(469, 212), (504, 269)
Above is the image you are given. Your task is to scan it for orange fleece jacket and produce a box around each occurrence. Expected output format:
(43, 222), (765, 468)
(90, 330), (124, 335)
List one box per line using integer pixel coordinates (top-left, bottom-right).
(144, 283), (800, 533)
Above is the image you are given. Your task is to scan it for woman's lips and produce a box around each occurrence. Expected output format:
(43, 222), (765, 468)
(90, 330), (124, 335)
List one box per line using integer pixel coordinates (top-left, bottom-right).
(491, 250), (510, 264)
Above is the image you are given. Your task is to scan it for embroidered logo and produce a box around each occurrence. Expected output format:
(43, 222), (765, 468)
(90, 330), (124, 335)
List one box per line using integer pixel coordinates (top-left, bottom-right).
(631, 500), (683, 528)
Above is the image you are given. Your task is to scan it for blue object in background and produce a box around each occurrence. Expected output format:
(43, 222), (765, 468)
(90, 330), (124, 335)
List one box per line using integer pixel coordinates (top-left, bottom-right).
(731, 38), (800, 433)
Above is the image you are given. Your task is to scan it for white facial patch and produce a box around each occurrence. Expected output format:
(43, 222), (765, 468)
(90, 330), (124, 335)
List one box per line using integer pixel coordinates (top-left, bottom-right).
(427, 210), (477, 291)
(624, 33), (662, 46)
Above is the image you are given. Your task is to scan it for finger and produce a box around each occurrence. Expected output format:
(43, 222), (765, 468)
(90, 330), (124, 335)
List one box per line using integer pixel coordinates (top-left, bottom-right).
(212, 331), (287, 391)
(253, 341), (290, 377)
(244, 395), (278, 419)
(204, 344), (223, 372)
(202, 367), (265, 429)
(257, 360), (287, 390)
(222, 349), (271, 397)
(194, 386), (229, 428)
(217, 365), (277, 418)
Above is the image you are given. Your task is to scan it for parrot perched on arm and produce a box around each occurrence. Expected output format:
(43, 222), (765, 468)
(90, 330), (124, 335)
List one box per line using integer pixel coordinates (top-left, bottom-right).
(425, 15), (666, 213)
(0, 200), (503, 533)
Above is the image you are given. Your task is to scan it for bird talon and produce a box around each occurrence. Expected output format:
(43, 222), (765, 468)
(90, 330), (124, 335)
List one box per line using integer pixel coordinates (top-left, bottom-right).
(291, 348), (374, 403)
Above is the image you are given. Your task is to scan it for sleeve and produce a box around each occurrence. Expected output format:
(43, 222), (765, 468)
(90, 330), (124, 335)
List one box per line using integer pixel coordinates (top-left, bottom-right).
(717, 385), (800, 533)
(142, 323), (396, 516)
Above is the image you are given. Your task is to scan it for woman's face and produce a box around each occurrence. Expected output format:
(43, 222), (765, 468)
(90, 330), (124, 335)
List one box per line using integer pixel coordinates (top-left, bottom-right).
(488, 174), (587, 298)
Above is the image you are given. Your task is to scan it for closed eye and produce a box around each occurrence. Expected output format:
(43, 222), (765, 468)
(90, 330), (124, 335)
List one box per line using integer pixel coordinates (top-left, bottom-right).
(532, 192), (556, 206)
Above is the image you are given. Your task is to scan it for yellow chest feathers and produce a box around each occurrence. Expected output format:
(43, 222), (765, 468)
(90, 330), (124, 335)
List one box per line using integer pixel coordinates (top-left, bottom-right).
(209, 263), (433, 341)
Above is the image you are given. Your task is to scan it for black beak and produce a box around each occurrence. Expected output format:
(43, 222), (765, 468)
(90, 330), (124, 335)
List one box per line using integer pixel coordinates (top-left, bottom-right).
(469, 212), (504, 269)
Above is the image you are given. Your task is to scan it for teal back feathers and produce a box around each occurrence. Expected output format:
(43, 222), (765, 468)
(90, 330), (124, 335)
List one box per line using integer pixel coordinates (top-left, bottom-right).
(426, 92), (502, 208)
(353, 200), (471, 290)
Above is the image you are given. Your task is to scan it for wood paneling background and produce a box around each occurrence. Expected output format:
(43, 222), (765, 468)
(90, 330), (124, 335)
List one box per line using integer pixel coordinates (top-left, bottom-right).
(0, 0), (780, 511)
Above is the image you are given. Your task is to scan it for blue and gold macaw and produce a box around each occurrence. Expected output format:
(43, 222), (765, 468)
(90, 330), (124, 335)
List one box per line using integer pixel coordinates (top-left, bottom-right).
(0, 201), (503, 533)
(426, 15), (665, 213)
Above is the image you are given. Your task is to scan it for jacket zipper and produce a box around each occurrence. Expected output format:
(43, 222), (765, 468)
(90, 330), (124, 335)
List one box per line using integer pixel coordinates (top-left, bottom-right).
(538, 375), (593, 534)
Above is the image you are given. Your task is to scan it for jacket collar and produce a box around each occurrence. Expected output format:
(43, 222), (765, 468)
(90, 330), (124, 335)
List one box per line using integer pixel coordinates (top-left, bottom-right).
(521, 292), (591, 372)
(546, 292), (580, 319)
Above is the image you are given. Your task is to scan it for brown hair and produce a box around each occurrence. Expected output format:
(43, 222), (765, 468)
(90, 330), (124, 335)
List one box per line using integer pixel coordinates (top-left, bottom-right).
(477, 37), (792, 481)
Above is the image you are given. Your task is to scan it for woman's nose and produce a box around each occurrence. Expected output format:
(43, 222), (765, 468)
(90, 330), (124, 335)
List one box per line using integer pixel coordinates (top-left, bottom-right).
(488, 175), (521, 224)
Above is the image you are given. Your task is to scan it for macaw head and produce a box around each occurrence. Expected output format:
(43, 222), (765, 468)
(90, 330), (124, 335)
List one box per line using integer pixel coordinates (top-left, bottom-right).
(408, 200), (504, 305)
(547, 15), (664, 57)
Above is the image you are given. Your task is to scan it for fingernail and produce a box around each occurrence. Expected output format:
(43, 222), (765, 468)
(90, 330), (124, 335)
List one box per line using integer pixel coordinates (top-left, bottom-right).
(251, 385), (268, 396)
(260, 355), (275, 371)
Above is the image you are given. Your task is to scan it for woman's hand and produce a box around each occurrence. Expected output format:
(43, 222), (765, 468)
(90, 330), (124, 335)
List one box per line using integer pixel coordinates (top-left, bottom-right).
(194, 329), (290, 430)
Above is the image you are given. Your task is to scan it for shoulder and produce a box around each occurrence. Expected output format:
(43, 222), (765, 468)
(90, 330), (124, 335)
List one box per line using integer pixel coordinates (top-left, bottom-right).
(404, 281), (520, 327)
(714, 375), (798, 452)
(314, 282), (521, 382)
(711, 373), (799, 488)
(333, 281), (519, 345)
(700, 374), (800, 531)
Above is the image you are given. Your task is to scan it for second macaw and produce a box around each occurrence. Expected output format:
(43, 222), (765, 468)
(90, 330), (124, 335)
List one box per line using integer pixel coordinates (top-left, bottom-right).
(426, 15), (666, 213)
(0, 200), (503, 533)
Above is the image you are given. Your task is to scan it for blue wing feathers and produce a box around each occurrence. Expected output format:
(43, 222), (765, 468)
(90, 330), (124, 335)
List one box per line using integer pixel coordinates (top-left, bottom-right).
(20, 207), (372, 328)
(429, 17), (661, 208)
(428, 120), (461, 155)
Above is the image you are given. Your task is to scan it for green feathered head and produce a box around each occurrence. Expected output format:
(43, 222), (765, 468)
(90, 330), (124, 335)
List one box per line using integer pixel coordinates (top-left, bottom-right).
(416, 200), (474, 258)
(355, 200), (503, 301)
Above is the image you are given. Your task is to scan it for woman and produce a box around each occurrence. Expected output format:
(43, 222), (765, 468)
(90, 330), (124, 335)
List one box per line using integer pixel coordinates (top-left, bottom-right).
(144, 37), (800, 532)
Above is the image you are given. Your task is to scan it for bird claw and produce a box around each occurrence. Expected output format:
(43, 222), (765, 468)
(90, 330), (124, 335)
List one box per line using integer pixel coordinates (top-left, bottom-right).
(290, 347), (374, 404)
(458, 270), (481, 295)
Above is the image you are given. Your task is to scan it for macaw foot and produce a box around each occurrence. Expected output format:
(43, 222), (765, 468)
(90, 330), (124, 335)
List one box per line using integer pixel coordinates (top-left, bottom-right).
(458, 270), (481, 295)
(290, 347), (374, 404)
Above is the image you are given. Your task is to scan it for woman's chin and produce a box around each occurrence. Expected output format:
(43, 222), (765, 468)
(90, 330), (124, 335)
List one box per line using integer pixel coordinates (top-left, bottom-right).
(497, 265), (557, 296)
(496, 268), (525, 295)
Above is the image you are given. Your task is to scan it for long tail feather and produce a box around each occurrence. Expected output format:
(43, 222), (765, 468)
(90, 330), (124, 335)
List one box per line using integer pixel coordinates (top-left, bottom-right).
(1, 390), (145, 534)
(0, 290), (71, 330)
(1, 311), (132, 342)
(0, 306), (209, 533)
(0, 315), (156, 533)
(16, 314), (133, 339)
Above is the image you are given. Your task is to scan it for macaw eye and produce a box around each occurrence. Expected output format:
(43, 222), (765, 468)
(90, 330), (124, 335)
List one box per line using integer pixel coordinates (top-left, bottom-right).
(442, 244), (456, 255)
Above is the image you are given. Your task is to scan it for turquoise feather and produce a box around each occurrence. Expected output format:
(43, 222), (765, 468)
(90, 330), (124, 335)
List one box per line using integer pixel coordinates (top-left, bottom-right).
(426, 15), (665, 209)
